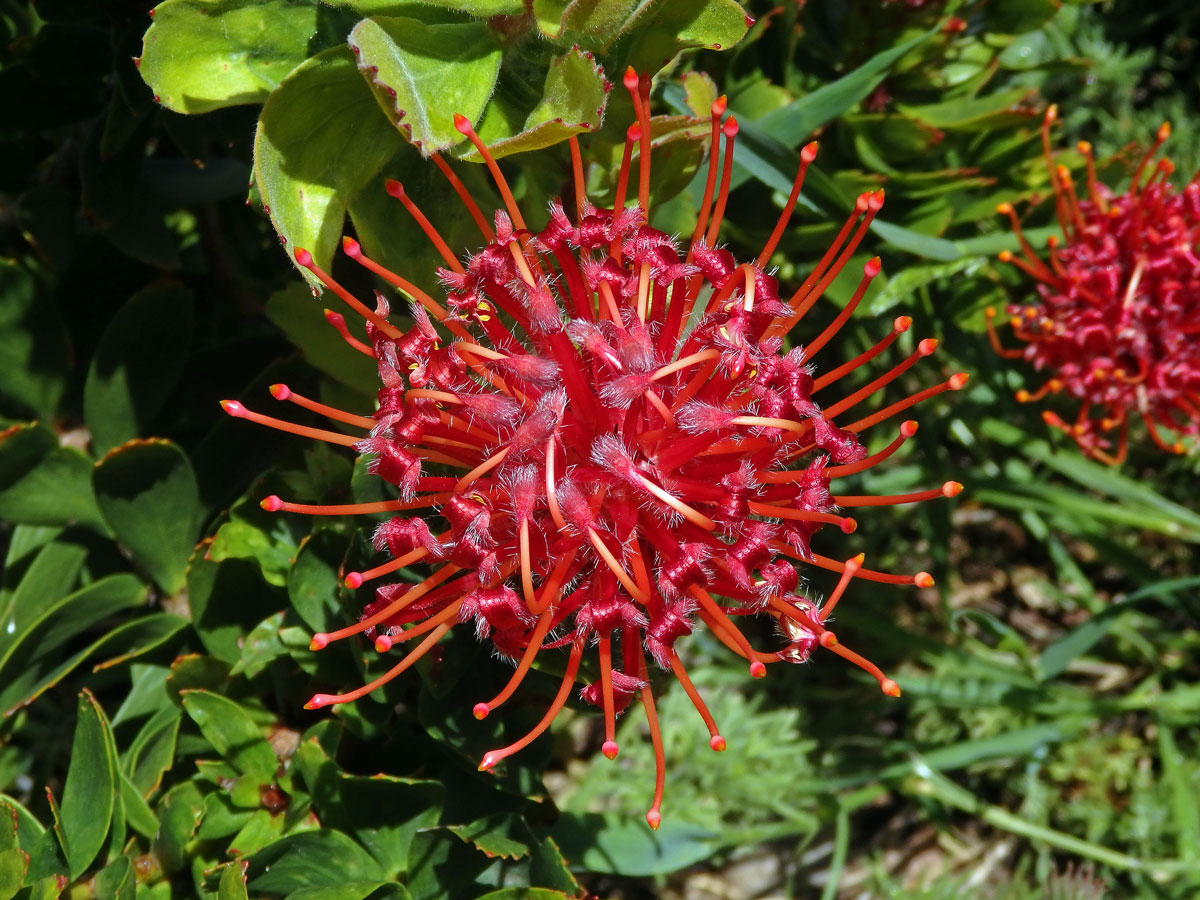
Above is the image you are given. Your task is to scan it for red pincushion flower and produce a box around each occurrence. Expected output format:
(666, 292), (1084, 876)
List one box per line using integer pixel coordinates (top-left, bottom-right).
(989, 107), (1200, 464)
(223, 70), (964, 828)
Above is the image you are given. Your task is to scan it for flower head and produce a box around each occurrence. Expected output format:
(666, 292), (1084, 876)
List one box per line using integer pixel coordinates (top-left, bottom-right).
(990, 107), (1200, 463)
(223, 70), (963, 828)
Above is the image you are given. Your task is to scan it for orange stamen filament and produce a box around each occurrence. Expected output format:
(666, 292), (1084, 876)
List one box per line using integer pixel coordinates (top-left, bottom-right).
(220, 401), (359, 447)
(454, 114), (527, 232)
(294, 250), (402, 339)
(455, 446), (510, 492)
(756, 141), (818, 267)
(818, 554), (862, 621)
(268, 384), (374, 428)
(386, 180), (465, 274)
(843, 374), (969, 433)
(834, 482), (962, 507)
(305, 623), (451, 709)
(588, 528), (648, 601)
(668, 652), (725, 750)
(431, 154), (495, 241)
(813, 316), (910, 391)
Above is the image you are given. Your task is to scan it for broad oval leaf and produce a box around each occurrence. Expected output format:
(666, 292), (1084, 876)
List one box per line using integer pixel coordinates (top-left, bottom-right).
(180, 690), (279, 779)
(83, 283), (195, 456)
(0, 423), (105, 531)
(254, 46), (405, 277)
(349, 16), (503, 154)
(140, 0), (319, 114)
(92, 439), (200, 594)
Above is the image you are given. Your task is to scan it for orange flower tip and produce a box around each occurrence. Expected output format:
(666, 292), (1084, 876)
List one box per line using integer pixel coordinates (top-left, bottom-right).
(818, 631), (838, 649)
(917, 338), (939, 356)
(626, 122), (643, 142)
(881, 679), (901, 698)
(711, 95), (728, 117)
(709, 735), (727, 752)
(293, 247), (314, 268)
(997, 250), (1014, 262)
(949, 373), (970, 390)
(1047, 234), (1060, 247)
(864, 256), (882, 278)
(942, 481), (964, 498)
(260, 495), (284, 512)
(601, 740), (619, 760)
(984, 306), (996, 319)
(995, 202), (1013, 215)
(1158, 122), (1171, 140)
(1015, 389), (1031, 403)
(309, 633), (330, 651)
(645, 809), (662, 831)
(1045, 105), (1058, 123)
(478, 751), (502, 771)
(901, 420), (919, 438)
(384, 178), (405, 199)
(1042, 410), (1064, 427)
(344, 571), (364, 590)
(1077, 140), (1092, 154)
(722, 116), (739, 138)
(801, 141), (819, 163)
(893, 315), (913, 334)
(323, 309), (344, 325)
(374, 635), (393, 653)
(452, 113), (472, 134)
(304, 694), (336, 710)
(472, 702), (490, 720)
(839, 517), (857, 535)
(341, 235), (363, 258)
(854, 193), (871, 212)
(219, 399), (244, 417)
(869, 190), (886, 210)
(622, 66), (639, 90)
(749, 660), (767, 678)
(269, 383), (290, 400)
(914, 572), (935, 589)
(1172, 442), (1186, 454)
(851, 552), (866, 566)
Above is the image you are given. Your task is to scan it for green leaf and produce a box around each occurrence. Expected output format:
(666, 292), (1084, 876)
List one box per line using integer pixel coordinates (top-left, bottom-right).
(230, 611), (289, 679)
(180, 690), (279, 779)
(0, 261), (68, 419)
(550, 812), (720, 877)
(445, 814), (529, 861)
(476, 891), (573, 900)
(619, 0), (750, 72)
(0, 540), (88, 657)
(294, 740), (443, 878)
(0, 423), (105, 531)
(151, 782), (205, 875)
(254, 46), (405, 278)
(288, 530), (348, 633)
(92, 438), (200, 593)
(0, 847), (30, 900)
(118, 775), (159, 840)
(468, 45), (608, 160)
(285, 883), (413, 900)
(264, 284), (380, 398)
(898, 88), (1037, 132)
(57, 691), (118, 880)
(244, 831), (386, 894)
(83, 283), (195, 456)
(139, 0), (319, 114)
(218, 860), (250, 900)
(93, 856), (134, 900)
(350, 16), (503, 154)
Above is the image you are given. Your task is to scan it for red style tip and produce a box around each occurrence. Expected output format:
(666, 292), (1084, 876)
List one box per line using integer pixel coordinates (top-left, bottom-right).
(709, 735), (726, 752)
(917, 338), (939, 356)
(901, 420), (919, 437)
(219, 400), (244, 417)
(374, 635), (393, 653)
(304, 694), (336, 709)
(1044, 105), (1058, 124)
(722, 116), (739, 137)
(384, 179), (405, 199)
(881, 679), (901, 698)
(344, 572), (363, 589)
(309, 633), (330, 651)
(478, 751), (502, 771)
(949, 373), (970, 390)
(601, 740), (619, 760)
(269, 383), (290, 400)
(293, 248), (314, 268)
(914, 572), (935, 588)
(623, 67), (639, 90)
(645, 809), (662, 831)
(942, 481), (964, 498)
(868, 189), (886, 210)
(472, 702), (490, 720)
(260, 495), (283, 512)
(453, 113), (472, 134)
(627, 122), (643, 142)
(864, 257), (882, 278)
(711, 95), (727, 116)
(818, 631), (838, 649)
(801, 141), (819, 163)
(324, 309), (344, 325)
(749, 660), (767, 678)
(840, 517), (858, 534)
(1158, 122), (1171, 141)
(341, 235), (362, 258)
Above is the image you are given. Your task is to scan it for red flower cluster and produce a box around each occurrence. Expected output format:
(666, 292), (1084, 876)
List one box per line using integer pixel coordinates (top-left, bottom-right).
(989, 107), (1200, 463)
(223, 71), (963, 827)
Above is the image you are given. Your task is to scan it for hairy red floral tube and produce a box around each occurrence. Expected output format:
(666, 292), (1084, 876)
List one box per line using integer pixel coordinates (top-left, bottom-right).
(222, 70), (963, 829)
(991, 106), (1200, 464)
